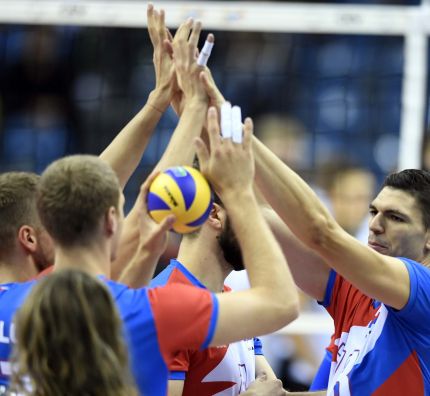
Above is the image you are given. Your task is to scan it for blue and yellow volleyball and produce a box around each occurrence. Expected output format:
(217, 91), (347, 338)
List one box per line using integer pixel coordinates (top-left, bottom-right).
(147, 166), (213, 234)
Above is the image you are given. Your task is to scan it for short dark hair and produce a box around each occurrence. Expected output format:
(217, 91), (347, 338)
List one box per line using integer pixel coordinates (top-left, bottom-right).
(37, 155), (121, 248)
(0, 172), (40, 257)
(383, 169), (430, 229)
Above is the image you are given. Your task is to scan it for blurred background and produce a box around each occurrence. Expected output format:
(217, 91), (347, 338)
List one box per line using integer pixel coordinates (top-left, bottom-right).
(0, 0), (429, 390)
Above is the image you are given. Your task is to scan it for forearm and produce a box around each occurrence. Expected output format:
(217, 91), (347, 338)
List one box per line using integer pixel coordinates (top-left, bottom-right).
(111, 208), (140, 280)
(255, 355), (277, 380)
(155, 99), (207, 171)
(254, 136), (408, 305)
(285, 392), (326, 395)
(118, 245), (161, 288)
(100, 89), (168, 189)
(253, 136), (335, 251)
(222, 189), (299, 321)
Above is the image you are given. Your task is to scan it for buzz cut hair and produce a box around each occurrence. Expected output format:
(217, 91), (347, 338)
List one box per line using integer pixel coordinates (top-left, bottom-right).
(37, 155), (121, 248)
(0, 172), (41, 257)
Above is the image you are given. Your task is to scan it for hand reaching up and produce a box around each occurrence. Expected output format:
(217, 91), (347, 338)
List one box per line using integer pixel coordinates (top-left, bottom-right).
(195, 106), (254, 199)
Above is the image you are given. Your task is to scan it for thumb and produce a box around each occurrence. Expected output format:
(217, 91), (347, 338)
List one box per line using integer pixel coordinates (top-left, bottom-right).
(157, 214), (176, 233)
(200, 71), (216, 99)
(194, 137), (209, 171)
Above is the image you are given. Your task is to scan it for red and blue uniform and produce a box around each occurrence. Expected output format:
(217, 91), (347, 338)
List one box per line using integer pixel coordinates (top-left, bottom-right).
(0, 276), (218, 396)
(321, 257), (430, 395)
(151, 260), (263, 395)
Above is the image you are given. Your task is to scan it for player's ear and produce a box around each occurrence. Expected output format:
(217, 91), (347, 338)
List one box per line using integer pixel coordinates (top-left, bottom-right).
(17, 225), (38, 253)
(425, 229), (430, 253)
(206, 203), (224, 231)
(105, 206), (118, 236)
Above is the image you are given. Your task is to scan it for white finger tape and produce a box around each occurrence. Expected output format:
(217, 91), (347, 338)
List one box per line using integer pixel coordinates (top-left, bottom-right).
(221, 102), (232, 139)
(197, 40), (214, 66)
(231, 106), (242, 144)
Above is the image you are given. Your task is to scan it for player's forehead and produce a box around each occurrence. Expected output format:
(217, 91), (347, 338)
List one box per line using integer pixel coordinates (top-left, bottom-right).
(371, 187), (420, 217)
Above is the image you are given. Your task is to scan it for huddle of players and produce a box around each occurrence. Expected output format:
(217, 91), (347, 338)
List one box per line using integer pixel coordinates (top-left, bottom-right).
(2, 4), (430, 396)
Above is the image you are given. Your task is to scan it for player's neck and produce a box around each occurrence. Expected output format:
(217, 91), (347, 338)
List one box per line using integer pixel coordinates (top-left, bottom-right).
(0, 252), (38, 283)
(177, 237), (228, 293)
(54, 243), (111, 277)
(421, 255), (430, 269)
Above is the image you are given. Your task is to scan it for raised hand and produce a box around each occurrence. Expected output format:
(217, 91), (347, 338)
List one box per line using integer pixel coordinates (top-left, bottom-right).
(195, 106), (254, 198)
(200, 64), (226, 111)
(171, 18), (208, 105)
(147, 3), (176, 110)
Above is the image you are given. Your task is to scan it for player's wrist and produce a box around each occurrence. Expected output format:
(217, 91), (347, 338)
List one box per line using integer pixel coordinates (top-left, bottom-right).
(148, 89), (170, 112)
(182, 97), (208, 111)
(218, 187), (255, 208)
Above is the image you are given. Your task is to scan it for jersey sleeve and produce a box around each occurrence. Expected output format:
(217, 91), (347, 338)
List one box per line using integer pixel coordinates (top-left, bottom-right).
(319, 269), (373, 333)
(387, 258), (430, 332)
(148, 283), (218, 368)
(320, 269), (355, 320)
(168, 350), (191, 380)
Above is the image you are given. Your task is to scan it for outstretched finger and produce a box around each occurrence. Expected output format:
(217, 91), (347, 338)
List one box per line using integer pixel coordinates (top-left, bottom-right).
(159, 8), (165, 28)
(197, 33), (214, 66)
(156, 214), (176, 233)
(175, 17), (193, 42)
(147, 3), (156, 42)
(188, 20), (202, 53)
(243, 117), (253, 151)
(207, 106), (222, 149)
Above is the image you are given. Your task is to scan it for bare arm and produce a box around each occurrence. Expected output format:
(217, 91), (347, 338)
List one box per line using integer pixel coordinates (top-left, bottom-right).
(253, 136), (410, 310)
(98, 89), (167, 190)
(100, 5), (177, 189)
(261, 207), (330, 301)
(195, 107), (299, 346)
(155, 18), (209, 172)
(255, 355), (277, 380)
(199, 62), (330, 301)
(112, 11), (208, 280)
(117, 173), (175, 286)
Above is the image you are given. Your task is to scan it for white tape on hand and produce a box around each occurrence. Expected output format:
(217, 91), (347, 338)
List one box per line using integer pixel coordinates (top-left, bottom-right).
(197, 40), (214, 66)
(231, 106), (243, 144)
(221, 102), (232, 139)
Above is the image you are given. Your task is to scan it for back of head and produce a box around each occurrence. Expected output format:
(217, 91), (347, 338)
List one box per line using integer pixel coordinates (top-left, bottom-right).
(383, 169), (430, 229)
(37, 155), (120, 248)
(0, 172), (40, 259)
(10, 269), (135, 396)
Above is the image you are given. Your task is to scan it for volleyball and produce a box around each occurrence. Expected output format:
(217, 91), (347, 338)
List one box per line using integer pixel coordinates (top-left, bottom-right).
(147, 166), (213, 234)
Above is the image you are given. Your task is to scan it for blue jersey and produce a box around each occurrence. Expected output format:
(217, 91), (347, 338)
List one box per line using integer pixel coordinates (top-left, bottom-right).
(151, 260), (263, 395)
(321, 258), (430, 395)
(0, 277), (219, 396)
